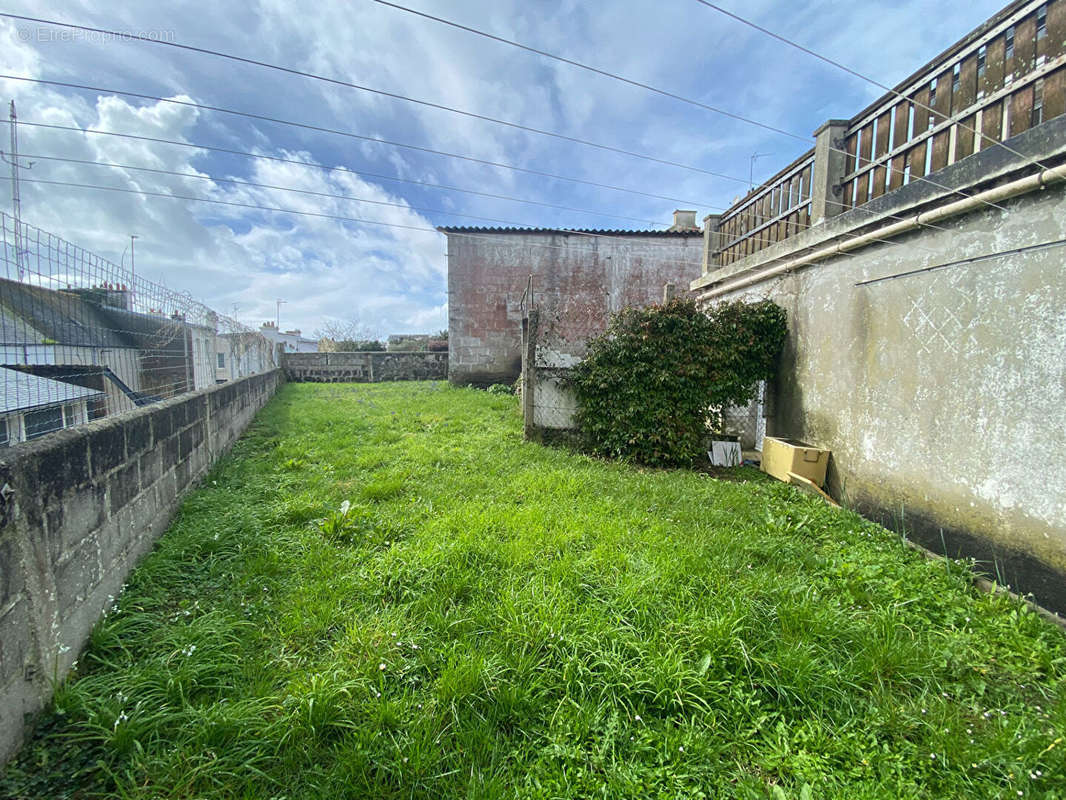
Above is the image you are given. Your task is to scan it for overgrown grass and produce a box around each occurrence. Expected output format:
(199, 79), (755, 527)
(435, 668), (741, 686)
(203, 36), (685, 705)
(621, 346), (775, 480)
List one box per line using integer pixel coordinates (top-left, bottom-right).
(3, 382), (1064, 799)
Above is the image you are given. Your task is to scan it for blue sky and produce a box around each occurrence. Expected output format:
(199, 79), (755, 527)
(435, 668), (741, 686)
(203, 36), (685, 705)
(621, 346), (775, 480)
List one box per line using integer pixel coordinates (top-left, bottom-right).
(1, 0), (1007, 336)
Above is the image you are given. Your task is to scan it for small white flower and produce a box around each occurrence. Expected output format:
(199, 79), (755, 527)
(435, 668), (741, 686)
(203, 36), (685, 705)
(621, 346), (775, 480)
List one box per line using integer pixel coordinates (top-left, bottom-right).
(379, 662), (386, 670)
(678, 746), (684, 752)
(403, 757), (408, 763)
(634, 715), (641, 722)
(930, 753), (937, 759)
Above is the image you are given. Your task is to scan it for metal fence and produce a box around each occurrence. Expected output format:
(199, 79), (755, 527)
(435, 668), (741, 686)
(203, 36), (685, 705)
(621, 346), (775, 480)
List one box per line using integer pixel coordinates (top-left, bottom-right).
(0, 212), (275, 445)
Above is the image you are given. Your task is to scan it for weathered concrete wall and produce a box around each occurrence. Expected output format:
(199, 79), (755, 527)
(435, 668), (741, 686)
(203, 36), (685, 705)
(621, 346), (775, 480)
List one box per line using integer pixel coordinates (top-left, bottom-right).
(0, 369), (282, 764)
(281, 351), (447, 382)
(445, 230), (703, 387)
(694, 121), (1066, 613)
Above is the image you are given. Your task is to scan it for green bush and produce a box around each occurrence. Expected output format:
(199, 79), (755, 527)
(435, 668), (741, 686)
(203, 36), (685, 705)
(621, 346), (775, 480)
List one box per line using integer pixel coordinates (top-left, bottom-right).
(569, 298), (787, 466)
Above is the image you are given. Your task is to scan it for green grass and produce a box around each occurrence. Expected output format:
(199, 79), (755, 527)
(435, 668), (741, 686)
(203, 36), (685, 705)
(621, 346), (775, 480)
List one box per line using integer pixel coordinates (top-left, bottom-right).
(3, 382), (1065, 799)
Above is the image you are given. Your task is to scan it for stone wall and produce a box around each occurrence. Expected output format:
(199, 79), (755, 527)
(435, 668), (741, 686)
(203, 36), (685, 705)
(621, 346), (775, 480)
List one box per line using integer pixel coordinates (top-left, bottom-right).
(692, 118), (1066, 615)
(0, 369), (282, 764)
(282, 351), (447, 383)
(442, 227), (703, 387)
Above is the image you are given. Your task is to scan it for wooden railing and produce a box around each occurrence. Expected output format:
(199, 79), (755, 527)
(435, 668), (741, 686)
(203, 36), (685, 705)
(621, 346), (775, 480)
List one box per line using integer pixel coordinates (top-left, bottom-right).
(839, 0), (1065, 210)
(715, 151), (814, 266)
(710, 0), (1065, 268)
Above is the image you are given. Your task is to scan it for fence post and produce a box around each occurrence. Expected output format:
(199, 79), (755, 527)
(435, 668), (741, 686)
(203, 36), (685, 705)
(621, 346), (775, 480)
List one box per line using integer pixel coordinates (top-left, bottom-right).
(701, 213), (723, 274)
(810, 119), (850, 225)
(522, 310), (538, 440)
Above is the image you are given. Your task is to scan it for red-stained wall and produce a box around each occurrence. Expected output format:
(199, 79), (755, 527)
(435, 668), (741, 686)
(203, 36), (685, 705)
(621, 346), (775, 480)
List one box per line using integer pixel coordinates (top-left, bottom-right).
(444, 230), (703, 386)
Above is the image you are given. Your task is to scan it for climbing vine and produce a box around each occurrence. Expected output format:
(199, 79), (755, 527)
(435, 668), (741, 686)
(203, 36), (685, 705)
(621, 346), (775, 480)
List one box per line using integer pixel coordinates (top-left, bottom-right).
(569, 298), (787, 466)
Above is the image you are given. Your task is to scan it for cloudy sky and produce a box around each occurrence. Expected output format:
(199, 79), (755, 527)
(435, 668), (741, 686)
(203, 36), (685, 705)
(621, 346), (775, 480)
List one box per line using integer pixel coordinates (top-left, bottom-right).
(1, 0), (1006, 336)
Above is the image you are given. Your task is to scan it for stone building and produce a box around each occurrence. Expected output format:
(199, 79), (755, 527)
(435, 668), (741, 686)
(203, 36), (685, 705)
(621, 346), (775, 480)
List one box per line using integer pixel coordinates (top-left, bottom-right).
(440, 210), (704, 387)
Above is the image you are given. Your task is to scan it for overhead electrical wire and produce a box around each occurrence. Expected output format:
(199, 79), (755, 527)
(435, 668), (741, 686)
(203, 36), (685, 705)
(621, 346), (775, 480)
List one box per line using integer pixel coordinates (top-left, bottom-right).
(14, 177), (714, 269)
(0, 13), (751, 183)
(692, 0), (1058, 175)
(5, 14), (1013, 218)
(2, 9), (1033, 267)
(16, 164), (948, 266)
(12, 119), (708, 216)
(0, 75), (734, 202)
(371, 1), (1016, 212)
(371, 0), (807, 143)
(17, 151), (685, 231)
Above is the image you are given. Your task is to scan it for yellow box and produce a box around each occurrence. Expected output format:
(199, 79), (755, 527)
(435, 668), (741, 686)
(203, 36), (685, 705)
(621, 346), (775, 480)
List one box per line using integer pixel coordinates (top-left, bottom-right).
(761, 437), (830, 487)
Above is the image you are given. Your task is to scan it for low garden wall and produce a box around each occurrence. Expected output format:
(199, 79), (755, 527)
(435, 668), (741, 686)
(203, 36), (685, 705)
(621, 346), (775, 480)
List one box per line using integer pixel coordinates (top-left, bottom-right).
(282, 351), (447, 382)
(0, 369), (282, 764)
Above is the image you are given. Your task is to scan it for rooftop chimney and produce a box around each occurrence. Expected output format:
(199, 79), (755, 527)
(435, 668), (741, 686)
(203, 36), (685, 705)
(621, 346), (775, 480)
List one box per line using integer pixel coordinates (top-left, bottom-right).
(669, 209), (699, 231)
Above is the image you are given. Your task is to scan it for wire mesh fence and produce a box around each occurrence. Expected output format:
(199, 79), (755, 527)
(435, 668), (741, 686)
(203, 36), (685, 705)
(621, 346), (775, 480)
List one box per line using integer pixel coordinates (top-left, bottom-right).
(0, 211), (276, 445)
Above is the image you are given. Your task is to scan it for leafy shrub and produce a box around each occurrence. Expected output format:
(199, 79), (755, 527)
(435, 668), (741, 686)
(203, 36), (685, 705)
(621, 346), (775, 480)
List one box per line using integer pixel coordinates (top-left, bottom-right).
(569, 298), (786, 466)
(486, 383), (513, 395)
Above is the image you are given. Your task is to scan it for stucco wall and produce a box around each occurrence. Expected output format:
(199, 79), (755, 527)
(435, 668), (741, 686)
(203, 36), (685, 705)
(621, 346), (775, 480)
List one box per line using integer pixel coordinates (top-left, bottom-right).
(706, 178), (1066, 612)
(0, 369), (282, 764)
(445, 231), (703, 387)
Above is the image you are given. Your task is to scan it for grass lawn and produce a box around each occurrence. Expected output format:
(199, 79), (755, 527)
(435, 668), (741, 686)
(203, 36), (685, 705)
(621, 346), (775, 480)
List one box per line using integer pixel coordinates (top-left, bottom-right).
(3, 382), (1065, 799)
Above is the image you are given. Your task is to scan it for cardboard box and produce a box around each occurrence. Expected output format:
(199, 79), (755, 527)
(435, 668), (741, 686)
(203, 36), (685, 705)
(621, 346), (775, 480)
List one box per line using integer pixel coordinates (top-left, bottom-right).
(761, 436), (830, 486)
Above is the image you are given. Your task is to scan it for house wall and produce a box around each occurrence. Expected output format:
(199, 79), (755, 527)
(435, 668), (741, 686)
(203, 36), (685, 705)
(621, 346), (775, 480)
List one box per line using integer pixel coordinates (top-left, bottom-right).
(0, 369), (283, 765)
(695, 123), (1066, 614)
(445, 231), (703, 387)
(281, 351), (447, 383)
(0, 399), (91, 447)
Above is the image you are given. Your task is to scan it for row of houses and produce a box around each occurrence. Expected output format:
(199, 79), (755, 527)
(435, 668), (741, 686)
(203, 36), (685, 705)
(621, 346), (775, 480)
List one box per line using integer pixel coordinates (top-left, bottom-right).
(0, 277), (276, 445)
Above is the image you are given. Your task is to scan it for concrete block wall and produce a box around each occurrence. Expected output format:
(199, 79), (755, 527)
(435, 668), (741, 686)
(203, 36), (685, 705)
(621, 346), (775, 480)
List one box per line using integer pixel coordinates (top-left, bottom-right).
(0, 369), (282, 764)
(282, 351), (447, 382)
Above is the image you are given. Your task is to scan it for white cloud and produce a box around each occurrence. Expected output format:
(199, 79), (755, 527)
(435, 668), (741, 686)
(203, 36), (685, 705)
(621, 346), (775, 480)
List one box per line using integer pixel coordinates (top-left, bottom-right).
(0, 0), (1013, 336)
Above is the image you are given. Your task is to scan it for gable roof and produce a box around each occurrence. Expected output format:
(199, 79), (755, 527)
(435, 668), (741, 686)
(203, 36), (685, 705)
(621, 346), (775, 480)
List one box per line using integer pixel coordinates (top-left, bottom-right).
(0, 277), (136, 349)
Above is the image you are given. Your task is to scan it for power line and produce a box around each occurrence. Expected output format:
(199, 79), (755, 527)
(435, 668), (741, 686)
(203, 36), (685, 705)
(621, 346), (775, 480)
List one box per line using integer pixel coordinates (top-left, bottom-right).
(1, 75), (731, 204)
(19, 139), (910, 262)
(19, 151), (734, 249)
(371, 0), (807, 143)
(17, 171), (948, 270)
(692, 0), (1055, 175)
(13, 119), (708, 216)
(364, 4), (1011, 216)
(0, 13), (751, 183)
(14, 177), (710, 268)
(18, 151), (680, 231)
